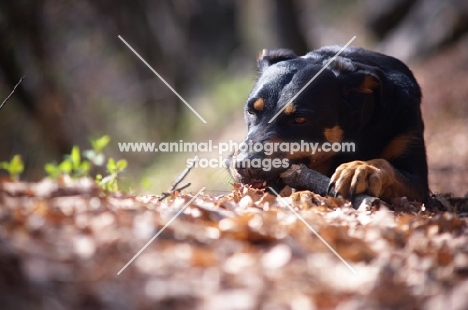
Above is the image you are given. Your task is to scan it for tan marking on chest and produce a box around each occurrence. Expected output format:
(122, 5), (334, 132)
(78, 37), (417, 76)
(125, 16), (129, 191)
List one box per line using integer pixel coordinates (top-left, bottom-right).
(323, 125), (344, 143)
(380, 133), (417, 160)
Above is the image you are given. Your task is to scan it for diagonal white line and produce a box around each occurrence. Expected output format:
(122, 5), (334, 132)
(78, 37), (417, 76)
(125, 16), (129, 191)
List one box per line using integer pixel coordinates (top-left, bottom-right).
(118, 35), (207, 124)
(268, 36), (356, 123)
(117, 187), (206, 275)
(269, 187), (357, 274)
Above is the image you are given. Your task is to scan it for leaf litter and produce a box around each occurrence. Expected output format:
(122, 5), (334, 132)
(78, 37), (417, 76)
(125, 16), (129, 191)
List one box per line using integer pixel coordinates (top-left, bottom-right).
(1, 179), (468, 310)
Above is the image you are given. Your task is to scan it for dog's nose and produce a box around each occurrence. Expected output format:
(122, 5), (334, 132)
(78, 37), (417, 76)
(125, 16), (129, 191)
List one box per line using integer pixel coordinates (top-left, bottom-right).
(234, 151), (264, 178)
(235, 151), (260, 170)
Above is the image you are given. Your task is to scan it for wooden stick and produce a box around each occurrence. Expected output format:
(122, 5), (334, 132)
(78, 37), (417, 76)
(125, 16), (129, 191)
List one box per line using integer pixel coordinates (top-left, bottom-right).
(280, 164), (332, 196)
(281, 164), (380, 209)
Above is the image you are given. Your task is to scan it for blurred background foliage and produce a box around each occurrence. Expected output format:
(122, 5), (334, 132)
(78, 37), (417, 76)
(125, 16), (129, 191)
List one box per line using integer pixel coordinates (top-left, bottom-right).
(0, 0), (467, 195)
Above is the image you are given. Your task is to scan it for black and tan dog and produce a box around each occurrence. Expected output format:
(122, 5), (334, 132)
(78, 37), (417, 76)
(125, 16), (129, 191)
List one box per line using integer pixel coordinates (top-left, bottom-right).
(229, 46), (429, 203)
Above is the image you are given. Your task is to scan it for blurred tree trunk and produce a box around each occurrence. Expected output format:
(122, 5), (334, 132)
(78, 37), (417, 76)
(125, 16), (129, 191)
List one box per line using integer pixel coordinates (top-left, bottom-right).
(237, 0), (311, 56)
(366, 0), (468, 60)
(0, 0), (73, 155)
(89, 0), (184, 139)
(274, 0), (309, 55)
(365, 0), (418, 40)
(89, 0), (239, 139)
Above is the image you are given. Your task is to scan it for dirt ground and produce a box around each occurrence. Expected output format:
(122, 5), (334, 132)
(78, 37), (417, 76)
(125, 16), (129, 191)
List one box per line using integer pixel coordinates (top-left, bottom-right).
(415, 36), (468, 197)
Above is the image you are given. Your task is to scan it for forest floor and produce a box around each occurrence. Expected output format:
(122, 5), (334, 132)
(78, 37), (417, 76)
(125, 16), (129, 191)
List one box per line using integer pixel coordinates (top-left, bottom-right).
(0, 178), (467, 310)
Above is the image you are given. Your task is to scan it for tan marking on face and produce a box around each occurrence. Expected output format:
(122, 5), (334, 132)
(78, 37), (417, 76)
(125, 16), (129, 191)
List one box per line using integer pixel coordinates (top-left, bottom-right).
(284, 103), (296, 115)
(323, 125), (344, 143)
(358, 75), (380, 94)
(253, 98), (265, 111)
(380, 133), (418, 160)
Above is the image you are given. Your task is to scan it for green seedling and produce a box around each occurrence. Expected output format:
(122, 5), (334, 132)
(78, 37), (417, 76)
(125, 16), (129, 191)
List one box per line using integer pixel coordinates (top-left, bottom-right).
(45, 146), (91, 179)
(96, 157), (128, 192)
(84, 135), (110, 166)
(43, 135), (127, 192)
(0, 155), (24, 181)
(44, 160), (72, 179)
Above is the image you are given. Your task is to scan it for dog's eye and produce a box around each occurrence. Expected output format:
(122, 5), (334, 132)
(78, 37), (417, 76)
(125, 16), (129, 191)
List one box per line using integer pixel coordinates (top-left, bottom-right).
(293, 116), (307, 124)
(247, 108), (255, 115)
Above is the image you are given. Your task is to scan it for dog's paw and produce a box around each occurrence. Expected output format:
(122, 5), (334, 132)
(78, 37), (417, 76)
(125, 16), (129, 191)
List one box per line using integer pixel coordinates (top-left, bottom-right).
(329, 159), (395, 199)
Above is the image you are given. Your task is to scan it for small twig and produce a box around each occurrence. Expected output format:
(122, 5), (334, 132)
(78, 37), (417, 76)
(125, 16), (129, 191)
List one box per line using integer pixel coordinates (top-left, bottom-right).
(0, 76), (25, 111)
(169, 156), (197, 192)
(173, 182), (191, 193)
(159, 156), (198, 201)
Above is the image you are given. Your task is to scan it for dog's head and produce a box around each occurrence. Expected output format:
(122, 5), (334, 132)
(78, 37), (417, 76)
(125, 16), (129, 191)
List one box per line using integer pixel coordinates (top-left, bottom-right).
(229, 47), (386, 191)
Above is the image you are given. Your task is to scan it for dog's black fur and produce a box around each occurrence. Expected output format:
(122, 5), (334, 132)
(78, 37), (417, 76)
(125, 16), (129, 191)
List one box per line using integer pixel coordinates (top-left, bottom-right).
(229, 46), (429, 203)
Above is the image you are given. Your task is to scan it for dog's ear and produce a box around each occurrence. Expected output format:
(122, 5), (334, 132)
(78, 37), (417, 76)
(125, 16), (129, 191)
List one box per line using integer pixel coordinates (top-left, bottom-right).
(257, 49), (296, 71)
(336, 62), (395, 97)
(339, 71), (381, 97)
(337, 67), (394, 129)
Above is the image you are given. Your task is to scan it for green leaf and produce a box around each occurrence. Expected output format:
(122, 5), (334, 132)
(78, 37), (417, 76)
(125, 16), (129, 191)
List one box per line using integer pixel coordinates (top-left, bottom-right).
(91, 135), (110, 153)
(10, 155), (24, 175)
(75, 161), (91, 177)
(107, 158), (116, 173)
(70, 146), (81, 169)
(83, 161), (91, 170)
(116, 159), (127, 171)
(59, 160), (73, 174)
(0, 155), (24, 180)
(44, 163), (60, 177)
